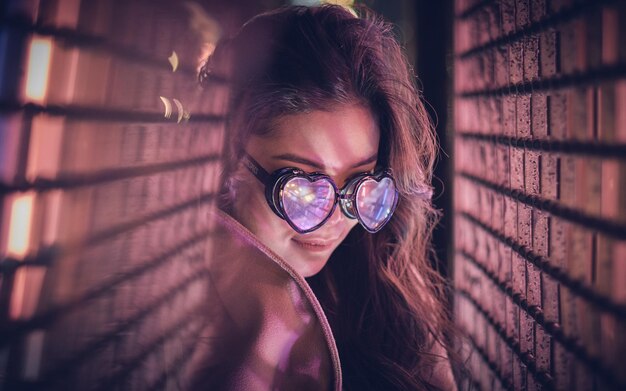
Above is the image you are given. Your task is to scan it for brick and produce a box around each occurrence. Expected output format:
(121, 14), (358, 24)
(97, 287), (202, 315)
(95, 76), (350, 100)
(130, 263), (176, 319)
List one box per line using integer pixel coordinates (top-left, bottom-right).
(602, 7), (619, 65)
(512, 354), (525, 390)
(516, 0), (530, 29)
(516, 94), (531, 137)
(574, 18), (588, 72)
(484, 144), (496, 183)
(530, 93), (547, 136)
(539, 30), (558, 77)
(500, 343), (513, 380)
(503, 96), (517, 136)
(501, 0), (517, 35)
(475, 219), (488, 259)
(523, 35), (539, 81)
(560, 284), (579, 339)
(553, 342), (573, 390)
(535, 324), (551, 373)
(518, 204), (532, 248)
(559, 21), (578, 74)
(616, 81), (626, 142)
(455, 19), (471, 54)
(532, 209), (549, 257)
(478, 98), (490, 132)
(499, 241), (513, 284)
(510, 148), (524, 191)
(549, 215), (567, 270)
(585, 10), (603, 69)
(492, 191), (505, 232)
(504, 195), (518, 239)
(488, 97), (502, 134)
(486, 5), (500, 40)
(493, 288), (506, 339)
(477, 10), (491, 46)
(525, 151), (540, 195)
(509, 41), (524, 85)
(475, 309), (487, 350)
(484, 49), (496, 88)
(530, 0), (547, 22)
(611, 241), (626, 304)
(524, 278), (540, 333)
(495, 46), (510, 87)
(506, 295), (520, 348)
(598, 83), (616, 142)
(568, 88), (590, 140)
(541, 154), (558, 201)
(495, 144), (511, 187)
(548, 92), (567, 138)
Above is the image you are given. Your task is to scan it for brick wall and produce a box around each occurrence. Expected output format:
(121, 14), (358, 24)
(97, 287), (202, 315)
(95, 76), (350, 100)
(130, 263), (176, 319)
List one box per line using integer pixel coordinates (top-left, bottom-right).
(453, 0), (626, 390)
(0, 0), (231, 388)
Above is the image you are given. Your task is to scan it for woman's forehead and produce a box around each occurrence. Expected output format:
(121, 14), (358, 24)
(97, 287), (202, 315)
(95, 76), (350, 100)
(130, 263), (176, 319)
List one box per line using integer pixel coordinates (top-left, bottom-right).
(247, 104), (380, 173)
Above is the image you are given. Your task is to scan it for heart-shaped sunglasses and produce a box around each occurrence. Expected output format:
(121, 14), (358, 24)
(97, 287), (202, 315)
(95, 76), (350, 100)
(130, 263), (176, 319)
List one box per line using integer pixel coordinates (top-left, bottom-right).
(241, 152), (399, 234)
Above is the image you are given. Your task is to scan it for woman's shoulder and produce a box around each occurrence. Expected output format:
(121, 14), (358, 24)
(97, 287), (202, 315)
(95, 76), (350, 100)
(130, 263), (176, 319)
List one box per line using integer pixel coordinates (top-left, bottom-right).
(182, 209), (341, 390)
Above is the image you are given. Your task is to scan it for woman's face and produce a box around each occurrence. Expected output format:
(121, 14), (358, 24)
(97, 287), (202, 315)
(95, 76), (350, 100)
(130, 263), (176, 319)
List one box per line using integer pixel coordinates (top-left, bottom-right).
(232, 104), (380, 277)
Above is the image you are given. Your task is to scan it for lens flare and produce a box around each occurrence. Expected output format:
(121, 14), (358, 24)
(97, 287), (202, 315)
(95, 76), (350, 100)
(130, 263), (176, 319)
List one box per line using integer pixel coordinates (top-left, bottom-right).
(159, 96), (172, 119)
(168, 51), (179, 72)
(173, 98), (184, 123)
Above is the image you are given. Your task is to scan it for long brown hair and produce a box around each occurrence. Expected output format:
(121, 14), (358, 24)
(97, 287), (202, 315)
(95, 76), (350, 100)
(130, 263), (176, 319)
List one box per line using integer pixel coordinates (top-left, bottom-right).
(201, 5), (452, 390)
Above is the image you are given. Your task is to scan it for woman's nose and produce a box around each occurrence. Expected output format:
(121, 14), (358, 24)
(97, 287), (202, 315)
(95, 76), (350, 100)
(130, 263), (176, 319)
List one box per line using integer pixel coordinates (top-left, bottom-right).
(325, 203), (347, 228)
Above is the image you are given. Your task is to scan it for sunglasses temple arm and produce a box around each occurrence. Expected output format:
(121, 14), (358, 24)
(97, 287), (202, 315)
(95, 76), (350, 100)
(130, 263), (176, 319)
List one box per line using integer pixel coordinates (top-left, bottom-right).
(241, 153), (272, 184)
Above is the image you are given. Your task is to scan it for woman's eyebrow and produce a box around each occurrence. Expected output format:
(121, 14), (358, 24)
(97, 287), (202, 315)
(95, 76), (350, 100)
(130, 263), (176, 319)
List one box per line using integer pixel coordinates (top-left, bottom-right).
(271, 153), (378, 170)
(272, 153), (325, 169)
(351, 153), (378, 168)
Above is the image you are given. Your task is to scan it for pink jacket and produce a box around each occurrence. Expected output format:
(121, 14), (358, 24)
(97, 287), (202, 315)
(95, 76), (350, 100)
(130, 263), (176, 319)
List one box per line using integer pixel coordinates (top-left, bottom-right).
(184, 210), (342, 390)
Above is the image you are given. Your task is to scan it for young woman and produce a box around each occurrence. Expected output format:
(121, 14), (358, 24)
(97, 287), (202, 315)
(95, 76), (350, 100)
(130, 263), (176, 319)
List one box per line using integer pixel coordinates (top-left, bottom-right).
(188, 5), (456, 390)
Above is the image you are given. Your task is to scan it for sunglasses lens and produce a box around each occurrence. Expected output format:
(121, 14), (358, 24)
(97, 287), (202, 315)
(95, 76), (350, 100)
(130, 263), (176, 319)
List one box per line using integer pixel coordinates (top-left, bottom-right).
(356, 177), (397, 232)
(281, 176), (335, 232)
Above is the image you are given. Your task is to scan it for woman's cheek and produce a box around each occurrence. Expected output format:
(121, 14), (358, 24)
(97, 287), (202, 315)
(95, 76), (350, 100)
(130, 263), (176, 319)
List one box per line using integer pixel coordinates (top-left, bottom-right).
(238, 184), (294, 247)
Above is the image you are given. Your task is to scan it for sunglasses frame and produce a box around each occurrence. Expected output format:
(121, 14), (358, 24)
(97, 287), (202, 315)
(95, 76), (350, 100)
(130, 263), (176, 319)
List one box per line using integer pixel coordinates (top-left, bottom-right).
(241, 152), (399, 234)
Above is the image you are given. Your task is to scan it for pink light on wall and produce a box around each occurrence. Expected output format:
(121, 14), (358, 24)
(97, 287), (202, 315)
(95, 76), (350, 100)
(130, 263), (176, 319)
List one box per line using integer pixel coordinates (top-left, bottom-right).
(23, 37), (53, 104)
(26, 115), (64, 181)
(10, 267), (46, 321)
(4, 192), (47, 322)
(6, 192), (35, 259)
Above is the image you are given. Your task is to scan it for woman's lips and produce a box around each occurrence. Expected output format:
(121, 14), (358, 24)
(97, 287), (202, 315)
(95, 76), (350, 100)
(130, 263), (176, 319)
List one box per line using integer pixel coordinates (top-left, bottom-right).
(291, 237), (338, 252)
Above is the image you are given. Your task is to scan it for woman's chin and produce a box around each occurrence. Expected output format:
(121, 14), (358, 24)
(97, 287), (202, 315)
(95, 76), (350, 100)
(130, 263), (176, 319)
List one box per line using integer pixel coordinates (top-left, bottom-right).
(297, 261), (328, 278)
(287, 242), (335, 277)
